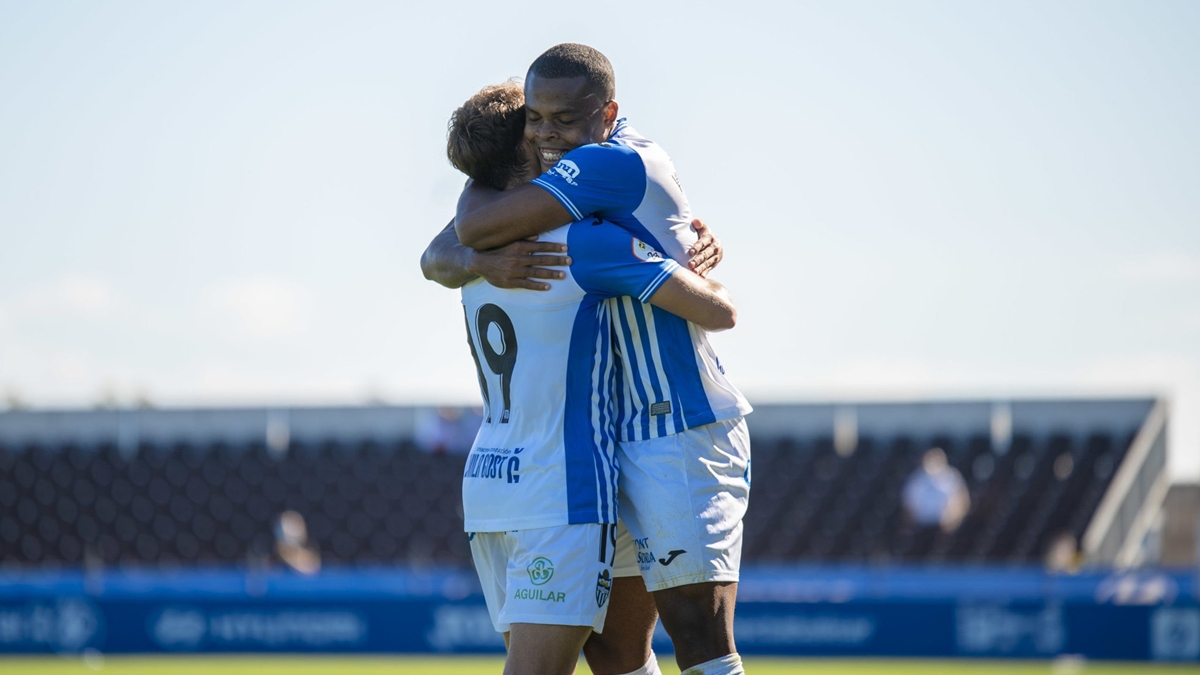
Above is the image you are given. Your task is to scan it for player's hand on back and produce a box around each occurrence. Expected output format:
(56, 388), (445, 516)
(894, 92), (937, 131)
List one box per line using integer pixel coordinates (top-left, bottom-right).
(687, 218), (723, 278)
(469, 237), (572, 291)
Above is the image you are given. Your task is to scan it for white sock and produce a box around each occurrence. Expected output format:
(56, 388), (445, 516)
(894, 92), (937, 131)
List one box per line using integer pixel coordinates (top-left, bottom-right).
(616, 651), (661, 675)
(680, 653), (744, 675)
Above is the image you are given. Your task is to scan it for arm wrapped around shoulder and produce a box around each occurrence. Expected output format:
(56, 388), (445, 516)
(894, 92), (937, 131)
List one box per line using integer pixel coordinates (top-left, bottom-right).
(646, 270), (737, 332)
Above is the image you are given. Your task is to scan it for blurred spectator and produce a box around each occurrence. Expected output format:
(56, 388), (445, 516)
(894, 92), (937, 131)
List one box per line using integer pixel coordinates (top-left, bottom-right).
(902, 447), (971, 534)
(274, 511), (320, 575)
(415, 406), (482, 454)
(2, 388), (29, 410)
(1045, 531), (1082, 573)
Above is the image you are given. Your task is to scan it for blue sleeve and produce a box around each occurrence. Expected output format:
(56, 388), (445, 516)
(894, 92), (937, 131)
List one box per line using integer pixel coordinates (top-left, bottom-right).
(567, 220), (681, 302)
(530, 143), (646, 220)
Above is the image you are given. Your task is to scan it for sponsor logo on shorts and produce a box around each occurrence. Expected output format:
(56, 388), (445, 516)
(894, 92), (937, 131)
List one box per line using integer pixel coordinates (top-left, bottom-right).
(658, 550), (687, 566)
(527, 557), (554, 586)
(595, 569), (612, 608)
(649, 401), (672, 416)
(634, 537), (656, 569)
(514, 587), (566, 603)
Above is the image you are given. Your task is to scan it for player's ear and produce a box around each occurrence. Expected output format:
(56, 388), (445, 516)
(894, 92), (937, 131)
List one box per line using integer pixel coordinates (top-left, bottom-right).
(603, 100), (619, 126)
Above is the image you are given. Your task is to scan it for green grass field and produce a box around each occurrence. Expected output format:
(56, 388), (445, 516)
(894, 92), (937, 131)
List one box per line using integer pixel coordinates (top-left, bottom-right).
(1, 656), (1197, 674)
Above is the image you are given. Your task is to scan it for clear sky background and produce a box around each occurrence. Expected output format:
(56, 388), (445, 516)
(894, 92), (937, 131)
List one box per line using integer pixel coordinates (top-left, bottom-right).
(1, 2), (1197, 478)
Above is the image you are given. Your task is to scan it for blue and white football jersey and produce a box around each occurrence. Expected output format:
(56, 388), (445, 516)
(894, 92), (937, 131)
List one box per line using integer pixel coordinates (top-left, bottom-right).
(460, 218), (682, 532)
(531, 119), (752, 442)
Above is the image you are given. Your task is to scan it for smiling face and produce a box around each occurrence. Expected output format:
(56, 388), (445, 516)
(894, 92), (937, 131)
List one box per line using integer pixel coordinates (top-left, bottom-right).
(523, 73), (618, 173)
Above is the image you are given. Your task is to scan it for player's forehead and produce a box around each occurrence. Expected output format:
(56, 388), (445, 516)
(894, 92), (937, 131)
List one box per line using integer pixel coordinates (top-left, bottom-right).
(524, 74), (604, 114)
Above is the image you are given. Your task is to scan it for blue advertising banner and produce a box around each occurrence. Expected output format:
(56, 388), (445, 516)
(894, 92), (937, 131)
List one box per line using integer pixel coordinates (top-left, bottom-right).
(0, 567), (1196, 662)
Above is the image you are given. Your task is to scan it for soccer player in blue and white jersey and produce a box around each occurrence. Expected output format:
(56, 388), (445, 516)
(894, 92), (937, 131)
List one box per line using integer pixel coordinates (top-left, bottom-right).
(447, 45), (753, 675)
(442, 82), (739, 675)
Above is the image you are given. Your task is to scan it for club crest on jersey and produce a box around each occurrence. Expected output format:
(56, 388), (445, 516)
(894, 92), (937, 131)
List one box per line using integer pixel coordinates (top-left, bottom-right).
(551, 159), (580, 185)
(631, 238), (663, 262)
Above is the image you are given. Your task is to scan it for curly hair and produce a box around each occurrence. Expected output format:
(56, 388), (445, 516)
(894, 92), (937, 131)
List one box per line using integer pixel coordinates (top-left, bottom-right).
(527, 43), (615, 101)
(446, 80), (528, 190)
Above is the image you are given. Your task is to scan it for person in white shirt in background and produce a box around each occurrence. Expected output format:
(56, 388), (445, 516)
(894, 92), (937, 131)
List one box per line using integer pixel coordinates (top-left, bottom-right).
(902, 447), (971, 533)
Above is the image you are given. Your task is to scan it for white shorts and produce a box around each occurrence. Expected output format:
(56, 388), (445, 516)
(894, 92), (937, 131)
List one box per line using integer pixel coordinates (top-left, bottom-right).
(616, 416), (751, 592)
(612, 518), (641, 578)
(469, 523), (616, 634)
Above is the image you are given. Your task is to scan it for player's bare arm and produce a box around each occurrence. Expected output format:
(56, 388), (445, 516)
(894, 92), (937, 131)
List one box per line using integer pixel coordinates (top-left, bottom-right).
(421, 219), (571, 291)
(420, 220), (479, 289)
(454, 179), (574, 250)
(456, 184), (725, 277)
(647, 268), (737, 332)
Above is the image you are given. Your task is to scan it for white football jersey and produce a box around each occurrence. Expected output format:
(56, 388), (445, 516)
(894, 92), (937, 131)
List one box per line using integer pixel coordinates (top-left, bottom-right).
(532, 120), (752, 442)
(460, 219), (682, 532)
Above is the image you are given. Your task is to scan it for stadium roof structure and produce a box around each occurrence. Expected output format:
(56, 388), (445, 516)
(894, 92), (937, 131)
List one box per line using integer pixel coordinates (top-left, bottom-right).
(0, 397), (1161, 451)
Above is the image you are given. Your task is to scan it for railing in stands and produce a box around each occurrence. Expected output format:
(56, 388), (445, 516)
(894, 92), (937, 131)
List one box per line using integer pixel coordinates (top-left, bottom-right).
(1082, 399), (1169, 566)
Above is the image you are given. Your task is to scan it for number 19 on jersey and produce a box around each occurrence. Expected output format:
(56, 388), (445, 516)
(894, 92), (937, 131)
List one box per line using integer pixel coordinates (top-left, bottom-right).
(465, 303), (518, 424)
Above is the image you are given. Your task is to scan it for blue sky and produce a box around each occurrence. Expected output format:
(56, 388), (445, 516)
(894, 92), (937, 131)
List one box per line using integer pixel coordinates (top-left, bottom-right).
(1, 1), (1197, 477)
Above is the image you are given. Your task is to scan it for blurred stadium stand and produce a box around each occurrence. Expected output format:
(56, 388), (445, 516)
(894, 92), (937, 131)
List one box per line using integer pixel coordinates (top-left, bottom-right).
(4, 398), (1200, 661)
(0, 398), (1181, 571)
(1162, 483), (1200, 567)
(0, 435), (467, 568)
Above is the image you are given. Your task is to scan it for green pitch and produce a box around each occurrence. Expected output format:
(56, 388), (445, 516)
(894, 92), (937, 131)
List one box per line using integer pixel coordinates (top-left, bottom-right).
(2, 656), (1197, 674)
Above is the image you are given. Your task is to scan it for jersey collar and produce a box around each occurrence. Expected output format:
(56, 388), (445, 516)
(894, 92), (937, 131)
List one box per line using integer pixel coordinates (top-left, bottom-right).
(608, 117), (630, 140)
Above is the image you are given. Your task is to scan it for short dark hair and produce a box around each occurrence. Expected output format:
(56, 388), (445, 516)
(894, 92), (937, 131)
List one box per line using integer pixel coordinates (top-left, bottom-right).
(446, 81), (528, 190)
(527, 43), (615, 101)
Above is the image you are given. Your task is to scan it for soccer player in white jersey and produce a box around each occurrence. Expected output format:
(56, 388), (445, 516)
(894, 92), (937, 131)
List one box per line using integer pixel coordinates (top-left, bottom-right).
(448, 45), (753, 675)
(441, 82), (740, 675)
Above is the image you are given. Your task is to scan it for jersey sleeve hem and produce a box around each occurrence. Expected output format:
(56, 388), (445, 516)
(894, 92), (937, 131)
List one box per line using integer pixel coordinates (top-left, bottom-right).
(635, 259), (682, 303)
(613, 404), (753, 444)
(531, 178), (584, 220)
(463, 513), (577, 532)
(463, 512), (615, 531)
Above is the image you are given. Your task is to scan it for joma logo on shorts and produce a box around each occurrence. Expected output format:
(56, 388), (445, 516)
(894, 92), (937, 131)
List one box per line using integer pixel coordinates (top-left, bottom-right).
(658, 550), (687, 566)
(514, 588), (566, 603)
